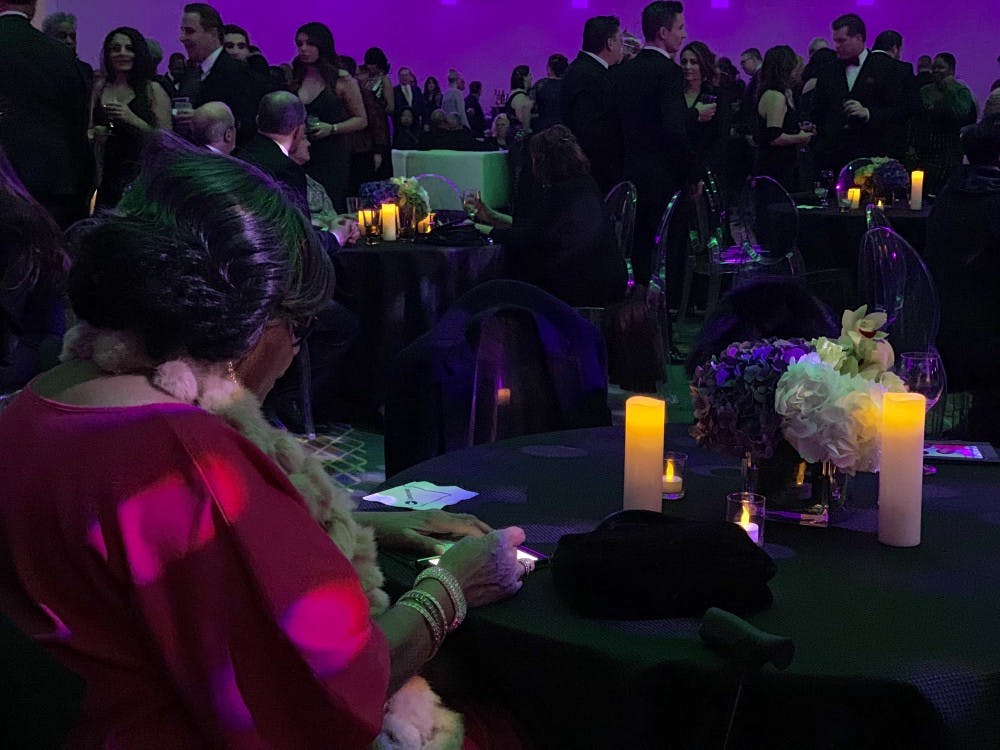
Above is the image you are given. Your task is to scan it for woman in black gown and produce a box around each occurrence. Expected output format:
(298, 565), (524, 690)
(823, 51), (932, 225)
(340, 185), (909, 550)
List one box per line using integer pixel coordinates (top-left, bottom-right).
(91, 27), (170, 208)
(472, 125), (627, 308)
(292, 22), (367, 212)
(755, 45), (815, 193)
(680, 42), (729, 186)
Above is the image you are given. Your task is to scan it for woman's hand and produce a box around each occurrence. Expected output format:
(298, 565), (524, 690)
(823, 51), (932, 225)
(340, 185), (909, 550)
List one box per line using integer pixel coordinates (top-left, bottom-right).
(359, 510), (492, 555)
(104, 101), (143, 129)
(310, 121), (334, 140)
(438, 526), (527, 607)
(695, 101), (717, 122)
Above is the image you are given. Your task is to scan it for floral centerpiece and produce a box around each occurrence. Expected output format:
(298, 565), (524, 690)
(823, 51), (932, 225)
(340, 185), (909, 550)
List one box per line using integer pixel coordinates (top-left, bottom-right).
(690, 338), (813, 459)
(838, 157), (910, 205)
(690, 306), (908, 517)
(775, 306), (906, 474)
(359, 177), (431, 222)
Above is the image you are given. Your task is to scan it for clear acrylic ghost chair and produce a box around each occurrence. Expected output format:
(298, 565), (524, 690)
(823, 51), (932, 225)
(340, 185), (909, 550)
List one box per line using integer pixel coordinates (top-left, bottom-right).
(413, 173), (464, 211)
(575, 181), (637, 329)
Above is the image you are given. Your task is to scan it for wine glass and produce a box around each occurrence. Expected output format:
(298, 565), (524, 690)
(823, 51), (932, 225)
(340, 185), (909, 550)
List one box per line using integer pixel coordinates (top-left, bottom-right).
(898, 351), (945, 475)
(461, 189), (481, 221)
(814, 181), (828, 207)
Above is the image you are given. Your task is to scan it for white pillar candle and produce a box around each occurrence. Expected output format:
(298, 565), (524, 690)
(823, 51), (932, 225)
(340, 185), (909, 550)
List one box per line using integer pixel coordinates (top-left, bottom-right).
(381, 203), (398, 241)
(878, 392), (926, 547)
(623, 396), (666, 512)
(847, 187), (861, 209)
(909, 170), (924, 211)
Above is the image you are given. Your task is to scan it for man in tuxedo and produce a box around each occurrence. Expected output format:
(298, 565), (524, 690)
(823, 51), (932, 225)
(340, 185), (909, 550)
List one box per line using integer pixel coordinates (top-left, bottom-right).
(393, 67), (425, 129)
(614, 1), (699, 286)
(872, 29), (921, 159)
(234, 91), (310, 214)
(811, 13), (913, 170)
(560, 15), (625, 196)
(0, 0), (92, 227)
(178, 3), (258, 146)
(159, 53), (187, 98)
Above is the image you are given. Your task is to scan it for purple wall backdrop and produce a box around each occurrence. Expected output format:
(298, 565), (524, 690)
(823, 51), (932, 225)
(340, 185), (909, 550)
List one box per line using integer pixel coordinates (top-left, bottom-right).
(56, 0), (997, 108)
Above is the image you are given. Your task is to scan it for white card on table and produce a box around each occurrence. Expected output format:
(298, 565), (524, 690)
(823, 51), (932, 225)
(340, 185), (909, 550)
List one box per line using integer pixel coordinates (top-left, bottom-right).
(363, 481), (478, 510)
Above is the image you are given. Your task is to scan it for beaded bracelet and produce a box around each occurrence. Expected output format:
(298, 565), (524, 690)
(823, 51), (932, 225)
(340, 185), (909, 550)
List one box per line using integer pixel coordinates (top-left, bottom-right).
(404, 588), (448, 633)
(397, 591), (444, 658)
(415, 566), (467, 633)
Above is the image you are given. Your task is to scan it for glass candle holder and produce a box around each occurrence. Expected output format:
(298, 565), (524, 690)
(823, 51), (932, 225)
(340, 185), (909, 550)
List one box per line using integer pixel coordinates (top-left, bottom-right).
(359, 208), (381, 245)
(661, 452), (688, 501)
(726, 491), (766, 547)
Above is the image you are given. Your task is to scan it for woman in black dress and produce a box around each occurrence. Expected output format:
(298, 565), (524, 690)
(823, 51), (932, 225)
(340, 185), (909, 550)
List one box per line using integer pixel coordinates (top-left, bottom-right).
(680, 42), (729, 187)
(91, 27), (171, 208)
(292, 22), (367, 212)
(472, 125), (627, 308)
(754, 45), (815, 193)
(422, 77), (444, 123)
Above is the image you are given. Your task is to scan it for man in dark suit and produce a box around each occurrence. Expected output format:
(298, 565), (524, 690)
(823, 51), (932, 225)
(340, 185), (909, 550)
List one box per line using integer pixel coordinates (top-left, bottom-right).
(811, 13), (913, 170)
(0, 0), (92, 227)
(393, 67), (426, 129)
(560, 15), (624, 196)
(871, 29), (922, 162)
(41, 12), (93, 98)
(614, 1), (699, 286)
(178, 3), (259, 146)
(234, 91), (309, 215)
(159, 53), (187, 98)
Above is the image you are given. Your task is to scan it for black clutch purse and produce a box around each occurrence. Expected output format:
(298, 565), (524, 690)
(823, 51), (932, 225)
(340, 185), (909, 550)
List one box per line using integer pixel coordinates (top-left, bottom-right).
(552, 510), (776, 619)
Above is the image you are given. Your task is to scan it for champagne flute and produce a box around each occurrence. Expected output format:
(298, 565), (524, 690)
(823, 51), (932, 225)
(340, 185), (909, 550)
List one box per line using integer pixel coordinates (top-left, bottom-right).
(898, 351), (945, 475)
(461, 189), (481, 221)
(814, 181), (828, 207)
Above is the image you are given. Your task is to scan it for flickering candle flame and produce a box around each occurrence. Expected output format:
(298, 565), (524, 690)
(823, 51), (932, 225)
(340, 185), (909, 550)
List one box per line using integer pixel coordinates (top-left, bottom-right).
(624, 396), (666, 512)
(380, 203), (398, 241)
(739, 502), (761, 545)
(848, 188), (861, 209)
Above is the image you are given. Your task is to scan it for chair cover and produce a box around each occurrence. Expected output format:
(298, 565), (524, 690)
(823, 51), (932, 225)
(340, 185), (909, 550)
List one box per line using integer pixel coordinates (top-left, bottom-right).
(384, 280), (611, 476)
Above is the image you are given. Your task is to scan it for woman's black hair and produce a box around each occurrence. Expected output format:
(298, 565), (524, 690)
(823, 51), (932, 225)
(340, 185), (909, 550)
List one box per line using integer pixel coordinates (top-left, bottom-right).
(758, 44), (798, 102)
(510, 64), (530, 91)
(363, 47), (390, 74)
(101, 27), (156, 127)
(68, 133), (333, 362)
(291, 22), (342, 93)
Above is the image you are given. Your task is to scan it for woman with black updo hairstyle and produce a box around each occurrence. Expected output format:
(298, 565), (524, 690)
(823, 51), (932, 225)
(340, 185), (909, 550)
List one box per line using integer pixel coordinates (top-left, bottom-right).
(0, 133), (527, 748)
(292, 22), (367, 211)
(91, 26), (171, 207)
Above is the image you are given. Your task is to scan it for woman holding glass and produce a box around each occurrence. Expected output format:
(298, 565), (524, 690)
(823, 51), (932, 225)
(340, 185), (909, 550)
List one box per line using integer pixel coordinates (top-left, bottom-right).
(680, 42), (727, 184)
(292, 22), (367, 212)
(91, 26), (171, 208)
(755, 45), (815, 193)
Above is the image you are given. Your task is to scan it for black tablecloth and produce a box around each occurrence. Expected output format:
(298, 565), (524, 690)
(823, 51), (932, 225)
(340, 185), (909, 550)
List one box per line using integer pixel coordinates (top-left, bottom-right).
(775, 203), (932, 274)
(372, 425), (1000, 749)
(332, 241), (505, 412)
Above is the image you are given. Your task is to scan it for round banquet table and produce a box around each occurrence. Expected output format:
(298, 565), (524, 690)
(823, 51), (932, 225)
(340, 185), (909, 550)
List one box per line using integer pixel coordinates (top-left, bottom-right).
(332, 240), (505, 415)
(772, 203), (932, 275)
(371, 424), (1000, 749)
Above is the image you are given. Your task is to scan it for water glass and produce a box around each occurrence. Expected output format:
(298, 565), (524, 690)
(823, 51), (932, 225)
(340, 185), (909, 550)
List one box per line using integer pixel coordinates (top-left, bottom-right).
(898, 351), (945, 474)
(461, 189), (481, 220)
(345, 196), (360, 215)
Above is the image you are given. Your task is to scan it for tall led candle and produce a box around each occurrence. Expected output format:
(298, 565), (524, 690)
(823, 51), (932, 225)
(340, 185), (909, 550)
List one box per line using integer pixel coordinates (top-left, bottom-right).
(847, 187), (861, 209)
(909, 170), (924, 211)
(878, 392), (926, 547)
(623, 396), (666, 512)
(381, 203), (398, 241)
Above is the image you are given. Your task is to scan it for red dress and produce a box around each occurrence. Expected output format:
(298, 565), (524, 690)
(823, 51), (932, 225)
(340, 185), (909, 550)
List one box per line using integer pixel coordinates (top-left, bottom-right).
(0, 388), (389, 748)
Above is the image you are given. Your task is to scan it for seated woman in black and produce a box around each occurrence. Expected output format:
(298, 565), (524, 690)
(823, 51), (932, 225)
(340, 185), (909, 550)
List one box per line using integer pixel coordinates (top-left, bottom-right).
(755, 45), (815, 192)
(471, 125), (627, 308)
(392, 106), (421, 149)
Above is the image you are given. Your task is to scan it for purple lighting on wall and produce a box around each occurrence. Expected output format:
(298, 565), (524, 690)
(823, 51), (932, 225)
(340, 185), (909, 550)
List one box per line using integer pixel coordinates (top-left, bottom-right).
(571, 0), (589, 8)
(856, 0), (874, 5)
(711, 0), (730, 8)
(440, 0), (456, 5)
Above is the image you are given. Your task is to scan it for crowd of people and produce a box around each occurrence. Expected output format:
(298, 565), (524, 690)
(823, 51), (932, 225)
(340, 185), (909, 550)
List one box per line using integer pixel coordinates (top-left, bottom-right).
(1, 0), (1000, 746)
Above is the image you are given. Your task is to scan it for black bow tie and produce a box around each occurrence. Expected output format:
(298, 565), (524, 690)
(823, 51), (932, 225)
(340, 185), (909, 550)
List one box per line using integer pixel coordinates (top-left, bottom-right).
(842, 56), (861, 67)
